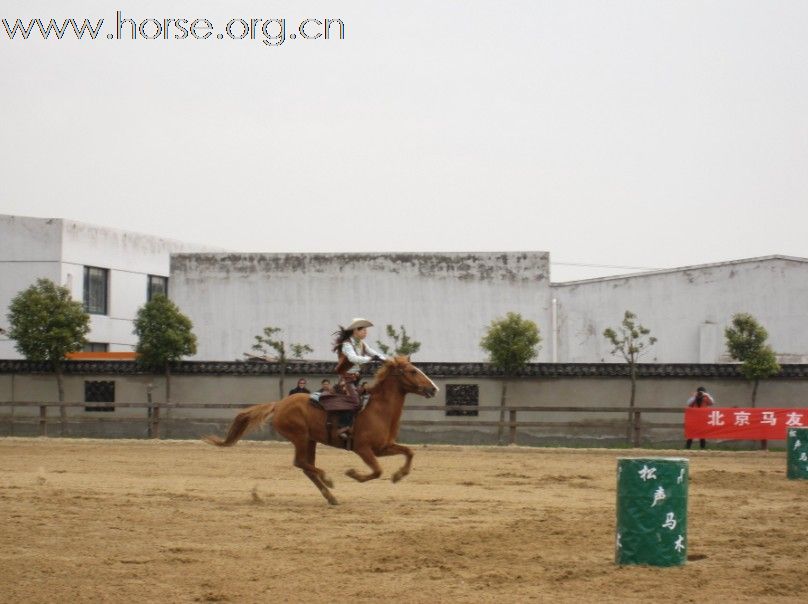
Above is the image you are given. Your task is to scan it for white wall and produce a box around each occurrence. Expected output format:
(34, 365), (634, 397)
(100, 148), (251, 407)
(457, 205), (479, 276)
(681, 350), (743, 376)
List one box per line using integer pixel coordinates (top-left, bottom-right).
(61, 219), (221, 351)
(170, 252), (553, 362)
(1, 215), (62, 260)
(0, 216), (63, 357)
(1, 214), (221, 357)
(552, 256), (808, 363)
(60, 219), (204, 276)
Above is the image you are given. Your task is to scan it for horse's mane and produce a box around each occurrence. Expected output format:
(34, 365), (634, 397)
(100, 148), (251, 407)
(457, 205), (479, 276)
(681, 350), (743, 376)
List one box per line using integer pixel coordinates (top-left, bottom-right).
(366, 356), (407, 393)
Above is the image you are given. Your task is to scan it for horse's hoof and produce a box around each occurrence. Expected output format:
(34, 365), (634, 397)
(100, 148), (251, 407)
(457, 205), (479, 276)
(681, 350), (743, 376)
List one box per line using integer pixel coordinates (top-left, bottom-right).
(391, 472), (405, 483)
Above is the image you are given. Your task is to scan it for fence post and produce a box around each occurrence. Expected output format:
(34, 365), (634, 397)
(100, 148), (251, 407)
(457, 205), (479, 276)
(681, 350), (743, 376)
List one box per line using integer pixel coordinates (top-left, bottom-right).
(146, 384), (153, 438)
(509, 409), (517, 445)
(632, 411), (642, 447)
(10, 374), (15, 437)
(153, 404), (161, 439)
(39, 405), (47, 437)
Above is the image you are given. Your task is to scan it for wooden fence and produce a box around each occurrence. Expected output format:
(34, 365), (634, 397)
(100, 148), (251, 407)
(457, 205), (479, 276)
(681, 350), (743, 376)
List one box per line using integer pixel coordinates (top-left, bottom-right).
(0, 401), (684, 446)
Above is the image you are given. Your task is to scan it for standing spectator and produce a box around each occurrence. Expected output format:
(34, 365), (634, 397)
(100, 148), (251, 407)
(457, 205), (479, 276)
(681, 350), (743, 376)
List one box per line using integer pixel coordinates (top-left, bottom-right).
(289, 378), (310, 395)
(686, 386), (715, 450)
(318, 379), (333, 394)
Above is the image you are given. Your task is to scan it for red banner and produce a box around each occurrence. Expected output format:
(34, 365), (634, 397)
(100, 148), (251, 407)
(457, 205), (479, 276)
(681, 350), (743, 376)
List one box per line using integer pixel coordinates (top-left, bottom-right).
(685, 408), (808, 440)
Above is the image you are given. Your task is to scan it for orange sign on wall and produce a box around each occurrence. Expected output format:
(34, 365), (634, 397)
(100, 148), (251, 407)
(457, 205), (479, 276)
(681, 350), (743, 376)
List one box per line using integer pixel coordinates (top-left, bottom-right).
(65, 352), (138, 361)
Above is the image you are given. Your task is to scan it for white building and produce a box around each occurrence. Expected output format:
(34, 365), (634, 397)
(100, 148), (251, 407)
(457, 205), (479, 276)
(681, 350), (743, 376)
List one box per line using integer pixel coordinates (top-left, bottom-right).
(0, 214), (219, 358)
(552, 255), (808, 363)
(171, 252), (808, 364)
(170, 252), (553, 362)
(4, 214), (807, 364)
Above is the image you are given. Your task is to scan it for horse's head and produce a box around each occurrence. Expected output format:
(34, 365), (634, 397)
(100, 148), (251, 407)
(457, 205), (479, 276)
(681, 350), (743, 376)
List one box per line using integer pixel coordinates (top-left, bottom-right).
(380, 356), (439, 398)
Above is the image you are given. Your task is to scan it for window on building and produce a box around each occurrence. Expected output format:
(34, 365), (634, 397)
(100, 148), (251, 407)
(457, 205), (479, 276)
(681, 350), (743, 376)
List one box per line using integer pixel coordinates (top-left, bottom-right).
(84, 380), (115, 412)
(83, 266), (109, 315)
(82, 342), (109, 353)
(147, 275), (168, 300)
(446, 384), (479, 416)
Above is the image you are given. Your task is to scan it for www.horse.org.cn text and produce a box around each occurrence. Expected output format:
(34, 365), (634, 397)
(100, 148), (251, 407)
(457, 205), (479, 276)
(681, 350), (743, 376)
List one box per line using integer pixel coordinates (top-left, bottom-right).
(2, 11), (346, 47)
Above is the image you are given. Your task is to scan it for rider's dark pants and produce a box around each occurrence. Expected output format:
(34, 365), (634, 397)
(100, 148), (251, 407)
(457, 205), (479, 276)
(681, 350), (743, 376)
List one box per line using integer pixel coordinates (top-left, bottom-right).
(338, 411), (353, 428)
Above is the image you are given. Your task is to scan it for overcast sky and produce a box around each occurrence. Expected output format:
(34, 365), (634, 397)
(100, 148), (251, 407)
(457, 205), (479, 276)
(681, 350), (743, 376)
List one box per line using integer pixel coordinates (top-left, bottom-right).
(2, 1), (807, 281)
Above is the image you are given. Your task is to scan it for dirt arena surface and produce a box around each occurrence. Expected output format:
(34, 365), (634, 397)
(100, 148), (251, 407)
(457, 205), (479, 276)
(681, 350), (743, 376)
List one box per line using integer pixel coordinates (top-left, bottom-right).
(1, 438), (805, 603)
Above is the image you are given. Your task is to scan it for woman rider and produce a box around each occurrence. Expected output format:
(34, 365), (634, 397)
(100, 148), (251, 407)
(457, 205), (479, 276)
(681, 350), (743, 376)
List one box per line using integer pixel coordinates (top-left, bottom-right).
(316, 318), (387, 439)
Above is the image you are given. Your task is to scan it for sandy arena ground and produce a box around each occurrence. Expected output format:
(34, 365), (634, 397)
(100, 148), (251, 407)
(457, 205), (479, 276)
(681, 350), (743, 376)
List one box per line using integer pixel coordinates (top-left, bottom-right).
(1, 437), (806, 603)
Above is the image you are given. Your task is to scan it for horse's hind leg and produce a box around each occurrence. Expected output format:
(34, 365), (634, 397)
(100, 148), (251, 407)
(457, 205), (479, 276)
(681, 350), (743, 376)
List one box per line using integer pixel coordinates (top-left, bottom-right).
(377, 443), (414, 483)
(293, 440), (337, 505)
(346, 446), (383, 483)
(307, 439), (333, 488)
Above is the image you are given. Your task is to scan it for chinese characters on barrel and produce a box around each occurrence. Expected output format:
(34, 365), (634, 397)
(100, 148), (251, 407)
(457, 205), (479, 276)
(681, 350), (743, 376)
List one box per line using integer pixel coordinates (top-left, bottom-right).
(616, 461), (686, 564)
(787, 429), (808, 480)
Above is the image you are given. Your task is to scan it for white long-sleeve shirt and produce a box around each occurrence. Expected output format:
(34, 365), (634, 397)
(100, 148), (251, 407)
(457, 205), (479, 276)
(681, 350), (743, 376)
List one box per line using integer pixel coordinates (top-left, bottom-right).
(341, 338), (386, 374)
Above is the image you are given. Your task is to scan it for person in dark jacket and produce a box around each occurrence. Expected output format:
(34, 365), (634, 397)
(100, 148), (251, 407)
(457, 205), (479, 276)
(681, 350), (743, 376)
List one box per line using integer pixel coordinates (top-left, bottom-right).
(685, 386), (715, 450)
(288, 378), (310, 395)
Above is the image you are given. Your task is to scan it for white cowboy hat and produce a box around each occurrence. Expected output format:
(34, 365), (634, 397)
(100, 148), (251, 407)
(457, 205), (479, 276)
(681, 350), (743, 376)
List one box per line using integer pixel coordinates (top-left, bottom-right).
(347, 318), (373, 331)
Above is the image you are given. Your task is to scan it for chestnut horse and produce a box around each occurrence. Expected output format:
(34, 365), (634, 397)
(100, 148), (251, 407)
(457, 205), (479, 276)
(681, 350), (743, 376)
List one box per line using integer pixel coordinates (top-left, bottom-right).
(204, 356), (438, 504)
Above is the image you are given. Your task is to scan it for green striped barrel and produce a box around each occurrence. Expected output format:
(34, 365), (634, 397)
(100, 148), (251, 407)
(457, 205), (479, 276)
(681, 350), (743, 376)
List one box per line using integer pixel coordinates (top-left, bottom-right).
(616, 457), (688, 566)
(787, 428), (808, 480)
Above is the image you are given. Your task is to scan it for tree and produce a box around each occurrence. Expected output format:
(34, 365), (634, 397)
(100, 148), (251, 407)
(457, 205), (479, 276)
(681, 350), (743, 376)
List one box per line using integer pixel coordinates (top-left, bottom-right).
(480, 312), (541, 445)
(376, 324), (422, 357)
(603, 310), (657, 446)
(134, 295), (197, 404)
(7, 278), (90, 434)
(251, 326), (313, 398)
(724, 313), (780, 406)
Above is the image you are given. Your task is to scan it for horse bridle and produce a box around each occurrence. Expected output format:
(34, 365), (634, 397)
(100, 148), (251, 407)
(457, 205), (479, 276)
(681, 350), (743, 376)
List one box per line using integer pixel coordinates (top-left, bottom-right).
(391, 366), (435, 397)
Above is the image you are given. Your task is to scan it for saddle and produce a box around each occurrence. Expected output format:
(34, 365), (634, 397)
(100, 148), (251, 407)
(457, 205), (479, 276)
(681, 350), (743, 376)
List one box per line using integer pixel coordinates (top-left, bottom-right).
(310, 393), (370, 450)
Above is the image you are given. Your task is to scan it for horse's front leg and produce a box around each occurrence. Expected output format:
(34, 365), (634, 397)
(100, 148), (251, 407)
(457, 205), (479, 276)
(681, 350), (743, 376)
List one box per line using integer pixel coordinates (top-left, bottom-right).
(377, 442), (414, 483)
(346, 446), (383, 483)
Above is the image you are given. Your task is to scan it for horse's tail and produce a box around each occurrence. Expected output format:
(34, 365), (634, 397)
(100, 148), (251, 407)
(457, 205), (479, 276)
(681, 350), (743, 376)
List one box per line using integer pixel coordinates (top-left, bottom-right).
(203, 402), (277, 447)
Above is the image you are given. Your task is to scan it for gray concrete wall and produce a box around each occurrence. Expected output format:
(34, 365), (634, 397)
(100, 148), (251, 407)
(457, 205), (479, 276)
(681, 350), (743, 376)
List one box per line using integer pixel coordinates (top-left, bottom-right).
(170, 252), (553, 363)
(3, 371), (807, 446)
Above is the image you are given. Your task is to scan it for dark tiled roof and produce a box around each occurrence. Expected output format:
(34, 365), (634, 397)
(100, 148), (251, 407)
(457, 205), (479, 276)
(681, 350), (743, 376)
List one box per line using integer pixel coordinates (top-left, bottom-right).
(2, 359), (808, 379)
